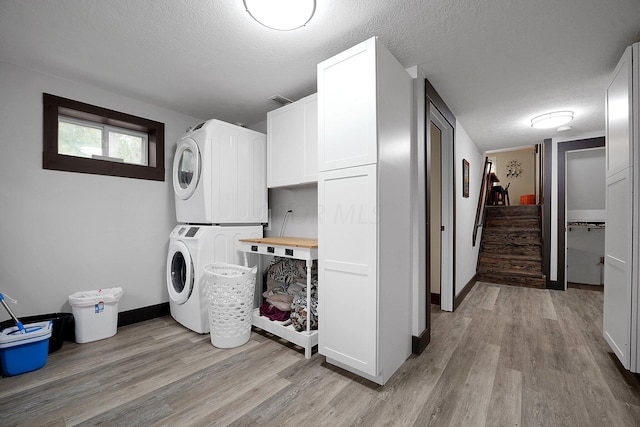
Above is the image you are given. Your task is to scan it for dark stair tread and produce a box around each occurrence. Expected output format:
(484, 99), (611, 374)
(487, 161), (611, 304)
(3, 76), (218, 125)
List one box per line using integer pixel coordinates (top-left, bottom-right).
(480, 251), (542, 259)
(481, 242), (542, 248)
(481, 235), (541, 241)
(479, 253), (542, 261)
(476, 270), (546, 278)
(485, 206), (539, 211)
(484, 226), (541, 231)
(485, 221), (540, 226)
(484, 230), (541, 235)
(482, 227), (541, 232)
(487, 210), (540, 218)
(484, 226), (542, 231)
(478, 268), (545, 279)
(485, 219), (541, 223)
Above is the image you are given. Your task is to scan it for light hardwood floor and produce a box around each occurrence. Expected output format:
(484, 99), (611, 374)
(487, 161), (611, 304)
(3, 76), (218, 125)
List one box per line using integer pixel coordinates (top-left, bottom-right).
(2, 282), (639, 426)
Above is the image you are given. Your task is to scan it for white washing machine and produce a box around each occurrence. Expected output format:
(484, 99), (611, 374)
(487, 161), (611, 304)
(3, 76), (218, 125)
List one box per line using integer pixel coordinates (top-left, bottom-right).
(173, 119), (268, 224)
(166, 224), (262, 333)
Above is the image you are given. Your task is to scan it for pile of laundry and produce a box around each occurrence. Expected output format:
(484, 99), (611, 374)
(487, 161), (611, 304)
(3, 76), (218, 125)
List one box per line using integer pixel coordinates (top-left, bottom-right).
(259, 257), (318, 332)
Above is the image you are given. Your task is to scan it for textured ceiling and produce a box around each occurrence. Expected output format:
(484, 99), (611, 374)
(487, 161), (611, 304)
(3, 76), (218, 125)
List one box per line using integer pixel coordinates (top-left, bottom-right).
(1, 0), (639, 151)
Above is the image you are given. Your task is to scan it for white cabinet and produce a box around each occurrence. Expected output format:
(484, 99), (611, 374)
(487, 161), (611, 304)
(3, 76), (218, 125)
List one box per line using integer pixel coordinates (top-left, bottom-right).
(318, 39), (377, 171)
(604, 42), (640, 373)
(267, 93), (317, 188)
(318, 165), (378, 373)
(317, 37), (412, 385)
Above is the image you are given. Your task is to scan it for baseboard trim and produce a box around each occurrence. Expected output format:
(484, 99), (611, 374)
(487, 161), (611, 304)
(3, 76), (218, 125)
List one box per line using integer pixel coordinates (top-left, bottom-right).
(412, 328), (430, 355)
(118, 302), (170, 327)
(430, 293), (441, 305)
(454, 274), (477, 310)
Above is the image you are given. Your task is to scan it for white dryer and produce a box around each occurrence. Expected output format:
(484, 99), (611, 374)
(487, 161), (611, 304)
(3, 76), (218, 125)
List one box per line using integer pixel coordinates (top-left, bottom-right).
(173, 119), (267, 224)
(166, 224), (262, 333)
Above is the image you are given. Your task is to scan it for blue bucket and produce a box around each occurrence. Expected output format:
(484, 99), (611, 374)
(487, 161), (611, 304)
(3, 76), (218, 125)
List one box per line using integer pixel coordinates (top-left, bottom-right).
(0, 321), (52, 376)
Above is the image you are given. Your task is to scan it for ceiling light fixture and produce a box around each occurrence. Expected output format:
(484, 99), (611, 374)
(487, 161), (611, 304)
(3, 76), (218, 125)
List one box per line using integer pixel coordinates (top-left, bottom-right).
(244, 0), (316, 31)
(530, 111), (574, 129)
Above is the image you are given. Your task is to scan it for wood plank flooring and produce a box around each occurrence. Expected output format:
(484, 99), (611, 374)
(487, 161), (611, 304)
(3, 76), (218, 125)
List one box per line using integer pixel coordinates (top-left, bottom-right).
(1, 282), (639, 426)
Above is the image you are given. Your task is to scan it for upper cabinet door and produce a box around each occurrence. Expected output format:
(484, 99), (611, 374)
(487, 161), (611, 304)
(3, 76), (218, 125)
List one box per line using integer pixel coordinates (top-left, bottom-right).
(267, 93), (318, 188)
(267, 101), (304, 188)
(606, 46), (633, 176)
(318, 37), (378, 172)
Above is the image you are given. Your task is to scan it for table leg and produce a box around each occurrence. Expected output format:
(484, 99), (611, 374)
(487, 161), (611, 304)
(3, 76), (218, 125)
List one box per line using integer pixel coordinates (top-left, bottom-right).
(305, 259), (312, 359)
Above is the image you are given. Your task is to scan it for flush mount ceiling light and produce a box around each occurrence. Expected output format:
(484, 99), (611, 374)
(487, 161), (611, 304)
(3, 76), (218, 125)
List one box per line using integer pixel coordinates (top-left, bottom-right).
(530, 111), (574, 129)
(244, 0), (316, 31)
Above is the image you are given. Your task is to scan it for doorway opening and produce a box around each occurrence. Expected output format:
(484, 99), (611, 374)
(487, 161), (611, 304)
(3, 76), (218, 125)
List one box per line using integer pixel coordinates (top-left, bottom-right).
(429, 105), (454, 311)
(556, 137), (605, 290)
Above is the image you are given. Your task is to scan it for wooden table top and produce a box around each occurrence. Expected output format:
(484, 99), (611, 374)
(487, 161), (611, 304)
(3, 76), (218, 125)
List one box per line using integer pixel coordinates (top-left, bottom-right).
(239, 237), (318, 249)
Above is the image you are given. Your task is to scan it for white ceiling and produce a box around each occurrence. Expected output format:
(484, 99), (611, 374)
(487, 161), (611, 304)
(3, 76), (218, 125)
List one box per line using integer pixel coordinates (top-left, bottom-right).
(1, 0), (639, 151)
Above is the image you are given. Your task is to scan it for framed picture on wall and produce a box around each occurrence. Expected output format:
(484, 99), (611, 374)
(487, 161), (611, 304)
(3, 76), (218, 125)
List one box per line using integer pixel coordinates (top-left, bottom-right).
(463, 159), (470, 198)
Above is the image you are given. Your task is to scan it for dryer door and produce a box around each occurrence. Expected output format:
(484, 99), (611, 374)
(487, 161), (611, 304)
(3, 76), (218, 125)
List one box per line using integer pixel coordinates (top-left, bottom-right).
(173, 137), (201, 200)
(167, 240), (194, 304)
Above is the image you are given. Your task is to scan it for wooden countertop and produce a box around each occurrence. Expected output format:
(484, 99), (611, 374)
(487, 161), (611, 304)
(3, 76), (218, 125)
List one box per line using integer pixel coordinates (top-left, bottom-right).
(239, 237), (318, 249)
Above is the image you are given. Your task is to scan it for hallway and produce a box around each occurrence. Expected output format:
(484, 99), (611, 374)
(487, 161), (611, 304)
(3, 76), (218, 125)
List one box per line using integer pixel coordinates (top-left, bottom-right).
(428, 282), (640, 426)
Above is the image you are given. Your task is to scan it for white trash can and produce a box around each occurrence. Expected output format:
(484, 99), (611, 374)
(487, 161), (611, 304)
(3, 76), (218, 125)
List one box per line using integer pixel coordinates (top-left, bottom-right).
(204, 263), (257, 348)
(68, 287), (123, 343)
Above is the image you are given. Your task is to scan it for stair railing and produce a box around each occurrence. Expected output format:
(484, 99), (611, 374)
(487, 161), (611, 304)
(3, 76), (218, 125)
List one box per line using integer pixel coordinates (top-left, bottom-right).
(473, 157), (493, 246)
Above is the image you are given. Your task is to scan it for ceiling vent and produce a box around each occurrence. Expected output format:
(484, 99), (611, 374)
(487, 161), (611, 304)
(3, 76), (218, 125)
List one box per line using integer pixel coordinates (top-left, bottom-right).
(269, 94), (293, 106)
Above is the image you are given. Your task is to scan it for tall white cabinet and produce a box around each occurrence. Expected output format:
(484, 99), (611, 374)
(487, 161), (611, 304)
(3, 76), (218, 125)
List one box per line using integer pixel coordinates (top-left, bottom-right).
(604, 42), (640, 373)
(317, 37), (412, 385)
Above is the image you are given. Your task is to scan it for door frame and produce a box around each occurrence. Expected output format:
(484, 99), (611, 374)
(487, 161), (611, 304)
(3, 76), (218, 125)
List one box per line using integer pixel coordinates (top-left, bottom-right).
(425, 80), (456, 315)
(430, 106), (455, 311)
(414, 78), (457, 355)
(555, 137), (605, 290)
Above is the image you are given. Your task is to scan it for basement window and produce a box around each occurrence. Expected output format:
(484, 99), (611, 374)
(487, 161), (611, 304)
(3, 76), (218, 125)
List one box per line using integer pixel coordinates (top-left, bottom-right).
(43, 93), (165, 181)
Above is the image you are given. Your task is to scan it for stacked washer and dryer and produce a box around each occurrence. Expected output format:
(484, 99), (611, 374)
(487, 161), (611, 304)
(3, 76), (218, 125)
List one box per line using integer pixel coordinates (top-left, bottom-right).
(167, 120), (267, 333)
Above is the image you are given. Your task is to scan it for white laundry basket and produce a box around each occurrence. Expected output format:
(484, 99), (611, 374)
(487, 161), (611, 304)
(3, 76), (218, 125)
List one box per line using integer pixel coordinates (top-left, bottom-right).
(204, 263), (257, 348)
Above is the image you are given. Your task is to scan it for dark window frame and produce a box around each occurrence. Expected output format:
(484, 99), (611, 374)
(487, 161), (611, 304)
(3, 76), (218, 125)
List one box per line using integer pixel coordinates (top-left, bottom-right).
(43, 93), (165, 181)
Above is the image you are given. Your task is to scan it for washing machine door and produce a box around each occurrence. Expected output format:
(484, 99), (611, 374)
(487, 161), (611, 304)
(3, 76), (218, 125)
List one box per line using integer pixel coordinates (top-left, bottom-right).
(167, 240), (194, 304)
(173, 137), (201, 200)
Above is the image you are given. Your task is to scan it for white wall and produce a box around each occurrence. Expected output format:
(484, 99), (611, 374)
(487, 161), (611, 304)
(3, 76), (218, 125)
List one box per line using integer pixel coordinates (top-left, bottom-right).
(490, 147), (536, 204)
(455, 123), (484, 296)
(566, 148), (606, 222)
(266, 186), (318, 238)
(0, 61), (203, 320)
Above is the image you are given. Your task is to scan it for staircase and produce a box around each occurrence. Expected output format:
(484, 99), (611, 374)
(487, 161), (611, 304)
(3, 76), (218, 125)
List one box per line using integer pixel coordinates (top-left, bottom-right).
(476, 205), (546, 288)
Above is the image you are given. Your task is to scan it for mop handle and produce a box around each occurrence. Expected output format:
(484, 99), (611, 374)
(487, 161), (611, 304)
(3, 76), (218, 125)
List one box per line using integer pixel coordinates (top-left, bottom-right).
(0, 293), (25, 333)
